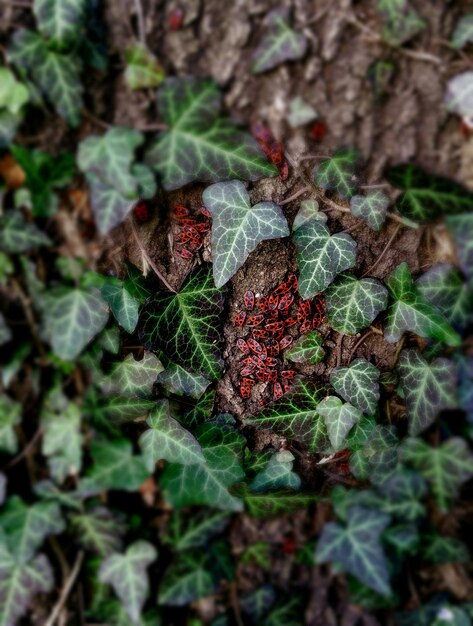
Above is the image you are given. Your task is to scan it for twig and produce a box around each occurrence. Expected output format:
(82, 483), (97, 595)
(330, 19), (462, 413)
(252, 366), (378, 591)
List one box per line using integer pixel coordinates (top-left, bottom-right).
(362, 223), (401, 277)
(335, 332), (344, 367)
(135, 123), (169, 132)
(45, 551), (84, 626)
(83, 110), (111, 130)
(2, 427), (43, 472)
(129, 218), (176, 293)
(279, 185), (311, 205)
(133, 0), (146, 45)
(11, 278), (47, 359)
(229, 581), (245, 626)
(390, 336), (406, 369)
(347, 330), (374, 363)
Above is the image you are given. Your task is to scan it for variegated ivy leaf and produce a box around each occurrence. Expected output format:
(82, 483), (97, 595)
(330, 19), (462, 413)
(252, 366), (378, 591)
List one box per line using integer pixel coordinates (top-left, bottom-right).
(317, 396), (362, 451)
(156, 363), (210, 399)
(100, 541), (157, 624)
(86, 175), (133, 235)
(240, 484), (319, 518)
(421, 533), (469, 564)
(287, 96), (317, 128)
(101, 278), (140, 333)
(0, 110), (20, 148)
(9, 29), (83, 126)
(34, 0), (87, 45)
(330, 359), (381, 415)
(384, 524), (419, 556)
(398, 350), (458, 436)
(163, 510), (230, 551)
(349, 425), (399, 484)
(325, 274), (388, 335)
(313, 148), (359, 199)
(446, 213), (473, 281)
(445, 71), (473, 119)
(315, 506), (392, 596)
(139, 265), (225, 381)
(124, 43), (165, 89)
(241, 586), (276, 622)
(384, 263), (461, 347)
(101, 351), (163, 398)
(0, 396), (21, 454)
(43, 287), (109, 360)
(70, 506), (126, 557)
(377, 467), (428, 522)
(416, 264), (473, 330)
(158, 563), (214, 607)
(350, 191), (389, 231)
(294, 221), (357, 298)
(285, 330), (325, 365)
(138, 399), (204, 470)
(452, 14), (473, 49)
(401, 437), (473, 512)
(0, 211), (51, 253)
(246, 380), (328, 451)
(202, 180), (289, 288)
(0, 67), (29, 115)
(292, 199), (327, 231)
(145, 77), (277, 190)
(380, 7), (425, 46)
(252, 9), (308, 74)
(250, 450), (301, 492)
(386, 164), (473, 221)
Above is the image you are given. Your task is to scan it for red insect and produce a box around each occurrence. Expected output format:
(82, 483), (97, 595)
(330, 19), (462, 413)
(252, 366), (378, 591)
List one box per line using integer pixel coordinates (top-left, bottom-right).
(175, 246), (193, 259)
(252, 328), (270, 339)
(273, 281), (291, 296)
(199, 206), (212, 219)
(257, 296), (269, 312)
(241, 377), (256, 387)
(240, 365), (256, 377)
(251, 123), (288, 181)
(267, 369), (278, 382)
(273, 382), (284, 400)
(236, 338), (250, 355)
(233, 311), (246, 327)
(264, 357), (279, 368)
(278, 292), (294, 310)
(244, 290), (255, 311)
(281, 370), (296, 379)
(287, 274), (298, 290)
(174, 204), (189, 218)
(300, 319), (311, 334)
(133, 199), (151, 223)
(247, 337), (264, 355)
(246, 314), (264, 327)
(299, 299), (311, 318)
(168, 7), (184, 30)
(312, 314), (324, 329)
(311, 120), (327, 141)
(267, 338), (280, 356)
(265, 320), (284, 333)
(282, 537), (297, 555)
(268, 293), (279, 311)
(257, 343), (268, 361)
(279, 335), (293, 350)
(282, 380), (292, 394)
(240, 381), (251, 399)
(254, 367), (268, 382)
(194, 222), (210, 233)
(177, 217), (198, 227)
(285, 316), (298, 328)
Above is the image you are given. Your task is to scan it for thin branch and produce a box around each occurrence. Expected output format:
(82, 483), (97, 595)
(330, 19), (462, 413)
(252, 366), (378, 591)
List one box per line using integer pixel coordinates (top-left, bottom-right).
(347, 330), (374, 363)
(335, 332), (344, 367)
(45, 551), (84, 626)
(133, 0), (146, 45)
(2, 427), (43, 472)
(11, 278), (47, 359)
(129, 218), (176, 293)
(279, 185), (311, 205)
(362, 224), (401, 277)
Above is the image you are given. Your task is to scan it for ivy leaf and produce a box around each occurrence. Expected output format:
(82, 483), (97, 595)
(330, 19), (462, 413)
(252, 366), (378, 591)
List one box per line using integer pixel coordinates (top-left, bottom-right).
(0, 211), (51, 253)
(241, 585), (276, 622)
(251, 451), (301, 492)
(421, 533), (469, 564)
(317, 397), (362, 450)
(446, 213), (473, 281)
(292, 199), (327, 231)
(202, 180), (289, 288)
(287, 96), (317, 128)
(70, 507), (126, 557)
(101, 279), (140, 333)
(85, 176), (133, 235)
(350, 191), (389, 231)
(0, 67), (29, 115)
(164, 510), (230, 551)
(379, 3), (425, 46)
(158, 564), (214, 607)
(452, 14), (473, 49)
(385, 164), (473, 221)
(315, 506), (392, 596)
(34, 0), (87, 45)
(139, 265), (225, 381)
(145, 77), (277, 190)
(43, 287), (109, 360)
(349, 425), (399, 483)
(246, 380), (328, 451)
(124, 43), (165, 89)
(252, 9), (308, 74)
(398, 349), (458, 436)
(0, 110), (20, 148)
(240, 484), (319, 518)
(325, 274), (388, 335)
(285, 330), (325, 365)
(313, 148), (359, 199)
(445, 71), (473, 119)
(138, 399), (204, 470)
(384, 263), (461, 347)
(101, 351), (163, 398)
(416, 264), (473, 330)
(331, 359), (381, 415)
(401, 437), (473, 512)
(377, 467), (428, 521)
(156, 364), (210, 399)
(294, 221), (357, 298)
(0, 397), (21, 454)
(99, 541), (157, 624)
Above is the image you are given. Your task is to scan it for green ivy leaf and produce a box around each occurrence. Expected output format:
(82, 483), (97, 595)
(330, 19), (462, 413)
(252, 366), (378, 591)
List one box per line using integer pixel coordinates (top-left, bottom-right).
(34, 0), (87, 45)
(0, 109), (20, 148)
(158, 564), (214, 607)
(287, 96), (317, 128)
(202, 180), (289, 288)
(421, 533), (469, 564)
(139, 399), (204, 470)
(315, 506), (392, 595)
(386, 164), (473, 221)
(99, 541), (157, 624)
(417, 264), (473, 330)
(350, 191), (389, 231)
(241, 585), (276, 622)
(292, 199), (327, 231)
(252, 9), (308, 74)
(101, 279), (140, 333)
(0, 67), (29, 115)
(379, 3), (425, 46)
(445, 71), (473, 119)
(446, 213), (473, 282)
(452, 14), (473, 49)
(294, 221), (357, 298)
(101, 351), (163, 398)
(285, 330), (325, 365)
(398, 349), (458, 436)
(313, 148), (359, 199)
(384, 524), (419, 556)
(401, 437), (473, 512)
(317, 396), (362, 450)
(139, 265), (225, 381)
(124, 44), (165, 89)
(325, 274), (388, 335)
(384, 263), (461, 347)
(164, 510), (230, 551)
(331, 359), (381, 415)
(0, 397), (21, 454)
(70, 507), (126, 557)
(240, 484), (319, 518)
(246, 380), (327, 450)
(349, 425), (399, 483)
(377, 467), (428, 521)
(43, 287), (109, 360)
(250, 451), (301, 492)
(0, 211), (51, 253)
(145, 77), (277, 190)
(156, 364), (210, 399)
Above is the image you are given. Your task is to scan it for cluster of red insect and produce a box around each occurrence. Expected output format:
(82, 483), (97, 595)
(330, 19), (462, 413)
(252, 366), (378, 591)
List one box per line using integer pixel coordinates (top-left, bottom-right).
(168, 8), (184, 31)
(173, 204), (211, 260)
(234, 274), (326, 403)
(252, 123), (289, 181)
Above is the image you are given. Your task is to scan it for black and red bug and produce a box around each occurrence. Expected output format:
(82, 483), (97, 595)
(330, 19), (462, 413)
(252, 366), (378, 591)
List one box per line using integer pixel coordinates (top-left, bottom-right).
(236, 338), (250, 355)
(279, 335), (293, 350)
(252, 328), (270, 339)
(267, 369), (278, 382)
(299, 299), (311, 318)
(241, 377), (256, 387)
(265, 320), (284, 333)
(256, 367), (270, 382)
(133, 199), (151, 223)
(264, 357), (279, 368)
(240, 381), (251, 399)
(300, 319), (311, 334)
(240, 365), (256, 377)
(312, 314), (324, 329)
(282, 380), (292, 394)
(246, 314), (264, 327)
(175, 204), (189, 218)
(285, 316), (298, 328)
(278, 292), (294, 310)
(268, 293), (279, 311)
(194, 222), (210, 233)
(247, 337), (264, 355)
(311, 120), (327, 141)
(267, 338), (280, 356)
(273, 382), (284, 400)
(168, 7), (184, 30)
(281, 369), (296, 379)
(257, 296), (269, 312)
(176, 246), (193, 259)
(244, 290), (255, 311)
(199, 206), (212, 219)
(273, 281), (291, 296)
(257, 343), (268, 361)
(287, 274), (298, 290)
(233, 311), (246, 327)
(177, 217), (198, 227)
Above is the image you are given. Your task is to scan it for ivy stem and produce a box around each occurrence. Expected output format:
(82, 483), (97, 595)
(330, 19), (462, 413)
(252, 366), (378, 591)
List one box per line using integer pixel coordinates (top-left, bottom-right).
(347, 330), (375, 363)
(129, 218), (177, 293)
(133, 0), (146, 45)
(279, 185), (311, 205)
(362, 223), (402, 277)
(44, 551), (84, 626)
(1, 426), (43, 472)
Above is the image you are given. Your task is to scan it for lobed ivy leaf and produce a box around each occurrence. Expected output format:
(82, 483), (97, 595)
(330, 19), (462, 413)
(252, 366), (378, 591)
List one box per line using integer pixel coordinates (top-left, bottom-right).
(101, 351), (163, 398)
(158, 564), (214, 607)
(350, 191), (389, 231)
(384, 263), (461, 347)
(446, 213), (473, 282)
(287, 96), (317, 128)
(401, 437), (473, 512)
(421, 533), (469, 564)
(0, 67), (29, 116)
(138, 399), (204, 470)
(445, 71), (473, 119)
(315, 506), (392, 596)
(313, 148), (359, 199)
(0, 110), (20, 148)
(398, 349), (458, 436)
(124, 44), (165, 89)
(331, 359), (381, 415)
(240, 484), (319, 518)
(349, 425), (399, 484)
(164, 510), (230, 551)
(156, 364), (210, 399)
(252, 9), (308, 74)
(70, 506), (126, 557)
(100, 541), (157, 624)
(0, 397), (21, 454)
(292, 199), (327, 231)
(43, 287), (109, 360)
(145, 77), (277, 190)
(386, 164), (473, 221)
(417, 264), (473, 330)
(101, 278), (140, 333)
(285, 330), (325, 365)
(325, 274), (388, 335)
(246, 380), (327, 451)
(377, 467), (428, 522)
(0, 211), (51, 253)
(34, 0), (87, 45)
(452, 14), (473, 49)
(139, 265), (225, 381)
(202, 180), (289, 288)
(317, 396), (362, 451)
(241, 585), (276, 622)
(250, 451), (301, 492)
(384, 524), (420, 556)
(294, 220), (357, 298)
